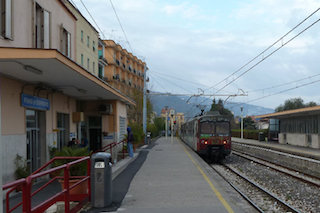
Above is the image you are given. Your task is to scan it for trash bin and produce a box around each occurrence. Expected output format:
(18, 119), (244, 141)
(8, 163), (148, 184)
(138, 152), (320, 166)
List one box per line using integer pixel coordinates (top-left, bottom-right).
(91, 152), (112, 208)
(258, 132), (264, 141)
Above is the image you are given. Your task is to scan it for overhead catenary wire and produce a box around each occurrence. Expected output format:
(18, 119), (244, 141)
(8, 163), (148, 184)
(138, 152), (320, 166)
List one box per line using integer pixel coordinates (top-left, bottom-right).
(108, 0), (134, 53)
(215, 13), (320, 94)
(246, 78), (320, 104)
(247, 73), (320, 93)
(151, 72), (195, 93)
(78, 0), (107, 39)
(205, 8), (320, 94)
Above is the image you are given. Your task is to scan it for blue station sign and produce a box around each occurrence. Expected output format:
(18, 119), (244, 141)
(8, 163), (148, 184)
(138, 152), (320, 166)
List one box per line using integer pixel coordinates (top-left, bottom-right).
(21, 94), (50, 110)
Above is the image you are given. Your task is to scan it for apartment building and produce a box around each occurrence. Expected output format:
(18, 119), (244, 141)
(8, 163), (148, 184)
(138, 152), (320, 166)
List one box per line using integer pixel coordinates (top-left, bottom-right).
(0, 0), (134, 184)
(101, 40), (146, 98)
(63, 0), (100, 75)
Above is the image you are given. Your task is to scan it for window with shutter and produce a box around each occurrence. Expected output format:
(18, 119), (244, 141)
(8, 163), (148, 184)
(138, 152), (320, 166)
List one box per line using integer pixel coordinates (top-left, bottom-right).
(35, 3), (50, 48)
(0, 0), (12, 39)
(61, 27), (71, 58)
(43, 10), (50, 48)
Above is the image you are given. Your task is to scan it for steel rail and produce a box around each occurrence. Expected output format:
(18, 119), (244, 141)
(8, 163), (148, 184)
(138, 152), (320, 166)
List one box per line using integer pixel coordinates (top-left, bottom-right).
(232, 141), (320, 161)
(210, 165), (264, 213)
(222, 164), (301, 213)
(232, 151), (320, 188)
(232, 142), (320, 180)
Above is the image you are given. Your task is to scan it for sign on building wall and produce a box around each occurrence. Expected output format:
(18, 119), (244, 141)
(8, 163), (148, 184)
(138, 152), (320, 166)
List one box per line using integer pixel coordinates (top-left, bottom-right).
(21, 94), (50, 110)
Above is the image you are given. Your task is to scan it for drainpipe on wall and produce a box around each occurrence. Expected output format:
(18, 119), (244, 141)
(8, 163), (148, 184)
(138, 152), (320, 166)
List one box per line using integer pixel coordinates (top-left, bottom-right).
(0, 83), (3, 211)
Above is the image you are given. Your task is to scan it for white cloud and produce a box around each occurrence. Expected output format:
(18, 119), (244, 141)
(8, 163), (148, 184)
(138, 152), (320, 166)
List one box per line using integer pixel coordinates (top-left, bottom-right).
(74, 0), (320, 109)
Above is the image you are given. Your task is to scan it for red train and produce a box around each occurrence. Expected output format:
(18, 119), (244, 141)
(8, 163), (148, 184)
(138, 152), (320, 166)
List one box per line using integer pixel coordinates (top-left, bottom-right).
(180, 111), (231, 161)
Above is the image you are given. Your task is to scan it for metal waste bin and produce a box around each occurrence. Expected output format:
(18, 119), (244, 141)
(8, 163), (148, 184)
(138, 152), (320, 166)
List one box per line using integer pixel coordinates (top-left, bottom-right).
(91, 152), (112, 208)
(258, 132), (264, 141)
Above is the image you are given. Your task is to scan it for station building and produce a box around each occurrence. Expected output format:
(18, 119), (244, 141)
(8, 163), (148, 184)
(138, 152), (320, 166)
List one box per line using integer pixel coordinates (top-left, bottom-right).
(0, 0), (135, 184)
(256, 106), (320, 149)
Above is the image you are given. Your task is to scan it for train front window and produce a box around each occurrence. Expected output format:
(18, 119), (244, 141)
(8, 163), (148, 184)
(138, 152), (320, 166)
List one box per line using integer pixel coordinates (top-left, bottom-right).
(216, 122), (230, 136)
(200, 122), (215, 134)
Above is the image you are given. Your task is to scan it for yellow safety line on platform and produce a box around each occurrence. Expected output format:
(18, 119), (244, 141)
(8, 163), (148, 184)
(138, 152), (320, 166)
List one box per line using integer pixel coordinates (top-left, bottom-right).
(179, 140), (234, 213)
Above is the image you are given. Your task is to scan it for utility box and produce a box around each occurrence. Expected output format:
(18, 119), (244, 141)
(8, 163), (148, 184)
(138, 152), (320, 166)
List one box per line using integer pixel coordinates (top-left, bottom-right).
(91, 152), (112, 208)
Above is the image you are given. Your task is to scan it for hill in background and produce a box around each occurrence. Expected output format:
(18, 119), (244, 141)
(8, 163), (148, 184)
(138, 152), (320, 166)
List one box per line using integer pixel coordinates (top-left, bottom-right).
(150, 94), (274, 119)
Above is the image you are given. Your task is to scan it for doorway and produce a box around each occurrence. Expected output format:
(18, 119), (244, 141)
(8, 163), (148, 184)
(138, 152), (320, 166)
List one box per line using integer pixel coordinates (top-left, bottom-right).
(26, 109), (45, 172)
(88, 116), (102, 151)
(57, 113), (70, 150)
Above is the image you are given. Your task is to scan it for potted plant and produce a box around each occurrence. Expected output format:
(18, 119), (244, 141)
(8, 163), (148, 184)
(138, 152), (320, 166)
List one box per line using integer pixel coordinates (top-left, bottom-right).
(14, 154), (30, 191)
(52, 146), (90, 195)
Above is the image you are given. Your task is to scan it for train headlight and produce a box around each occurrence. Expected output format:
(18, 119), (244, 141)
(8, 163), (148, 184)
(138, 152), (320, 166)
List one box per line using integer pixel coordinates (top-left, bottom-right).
(223, 140), (227, 144)
(204, 141), (208, 145)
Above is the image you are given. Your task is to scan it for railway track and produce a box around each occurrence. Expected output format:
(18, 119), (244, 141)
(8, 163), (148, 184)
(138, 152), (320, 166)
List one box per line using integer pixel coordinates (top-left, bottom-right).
(232, 151), (320, 188)
(211, 163), (301, 213)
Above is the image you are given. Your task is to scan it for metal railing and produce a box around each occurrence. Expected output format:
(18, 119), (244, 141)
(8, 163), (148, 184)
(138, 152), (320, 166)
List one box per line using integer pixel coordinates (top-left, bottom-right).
(2, 140), (127, 213)
(100, 140), (126, 161)
(2, 156), (90, 213)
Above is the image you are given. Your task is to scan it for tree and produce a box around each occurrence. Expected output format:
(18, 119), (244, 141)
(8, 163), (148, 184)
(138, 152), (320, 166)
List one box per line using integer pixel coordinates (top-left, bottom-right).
(243, 117), (255, 129)
(210, 98), (233, 117)
(275, 98), (318, 112)
(127, 89), (153, 125)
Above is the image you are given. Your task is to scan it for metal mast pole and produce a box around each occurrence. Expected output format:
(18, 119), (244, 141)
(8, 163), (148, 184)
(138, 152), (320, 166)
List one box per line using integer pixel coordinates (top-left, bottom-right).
(165, 106), (168, 140)
(241, 106), (244, 139)
(143, 66), (148, 144)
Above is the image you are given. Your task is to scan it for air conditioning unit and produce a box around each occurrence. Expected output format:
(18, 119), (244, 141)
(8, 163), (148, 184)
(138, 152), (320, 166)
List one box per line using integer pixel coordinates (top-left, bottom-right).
(98, 104), (113, 115)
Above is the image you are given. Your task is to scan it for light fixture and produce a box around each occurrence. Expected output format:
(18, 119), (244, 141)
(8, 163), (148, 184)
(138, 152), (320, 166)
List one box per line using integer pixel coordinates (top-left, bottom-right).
(77, 88), (87, 94)
(24, 65), (43, 75)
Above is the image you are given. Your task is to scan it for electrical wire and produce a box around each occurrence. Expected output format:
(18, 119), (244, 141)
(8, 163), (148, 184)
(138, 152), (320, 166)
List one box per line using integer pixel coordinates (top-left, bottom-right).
(149, 73), (170, 93)
(247, 73), (320, 93)
(108, 0), (134, 53)
(246, 78), (320, 104)
(78, 0), (107, 39)
(151, 72), (195, 93)
(205, 8), (320, 93)
(216, 15), (320, 94)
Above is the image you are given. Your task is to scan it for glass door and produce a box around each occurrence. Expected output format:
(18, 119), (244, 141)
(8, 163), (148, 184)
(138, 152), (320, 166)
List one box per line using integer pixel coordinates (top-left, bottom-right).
(26, 110), (40, 172)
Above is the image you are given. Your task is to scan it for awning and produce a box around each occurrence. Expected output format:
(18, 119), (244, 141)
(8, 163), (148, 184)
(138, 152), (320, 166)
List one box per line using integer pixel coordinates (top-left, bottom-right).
(0, 48), (135, 105)
(255, 105), (320, 119)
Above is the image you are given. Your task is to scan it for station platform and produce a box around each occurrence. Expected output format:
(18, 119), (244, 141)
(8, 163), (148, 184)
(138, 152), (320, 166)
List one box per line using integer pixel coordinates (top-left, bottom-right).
(114, 137), (255, 213)
(232, 137), (320, 160)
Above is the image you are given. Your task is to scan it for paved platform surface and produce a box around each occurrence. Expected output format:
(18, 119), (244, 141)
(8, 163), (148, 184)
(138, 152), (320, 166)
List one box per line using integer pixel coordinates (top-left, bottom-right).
(232, 137), (320, 160)
(116, 137), (256, 213)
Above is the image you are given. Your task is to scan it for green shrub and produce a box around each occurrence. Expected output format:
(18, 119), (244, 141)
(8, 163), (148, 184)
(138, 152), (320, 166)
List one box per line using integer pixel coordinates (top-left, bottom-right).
(52, 147), (90, 176)
(14, 154), (30, 179)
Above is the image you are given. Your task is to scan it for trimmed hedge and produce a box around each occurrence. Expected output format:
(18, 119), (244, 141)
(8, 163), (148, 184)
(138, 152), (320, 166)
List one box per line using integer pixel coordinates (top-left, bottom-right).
(232, 129), (268, 140)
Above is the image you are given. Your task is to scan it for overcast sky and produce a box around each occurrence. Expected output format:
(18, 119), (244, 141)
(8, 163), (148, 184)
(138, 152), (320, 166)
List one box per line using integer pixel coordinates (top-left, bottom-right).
(73, 0), (320, 109)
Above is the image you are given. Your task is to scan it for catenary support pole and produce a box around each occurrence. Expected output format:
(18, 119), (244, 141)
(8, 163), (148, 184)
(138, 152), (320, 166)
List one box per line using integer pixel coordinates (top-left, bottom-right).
(143, 66), (148, 144)
(171, 115), (173, 143)
(165, 106), (168, 140)
(241, 106), (243, 139)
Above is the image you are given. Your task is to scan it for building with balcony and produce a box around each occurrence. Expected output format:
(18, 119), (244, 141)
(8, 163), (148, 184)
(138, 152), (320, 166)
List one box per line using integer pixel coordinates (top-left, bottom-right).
(0, 0), (134, 184)
(101, 40), (146, 98)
